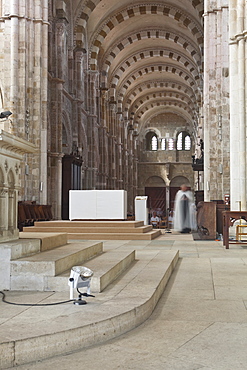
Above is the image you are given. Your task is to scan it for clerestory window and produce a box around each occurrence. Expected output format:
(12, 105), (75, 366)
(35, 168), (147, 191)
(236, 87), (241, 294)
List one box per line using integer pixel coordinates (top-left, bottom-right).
(176, 131), (191, 150)
(168, 138), (174, 150)
(145, 131), (158, 151)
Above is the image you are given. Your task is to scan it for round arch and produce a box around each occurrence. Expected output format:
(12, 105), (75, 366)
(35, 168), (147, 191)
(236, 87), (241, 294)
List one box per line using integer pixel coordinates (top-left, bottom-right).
(170, 175), (190, 187)
(145, 176), (166, 187)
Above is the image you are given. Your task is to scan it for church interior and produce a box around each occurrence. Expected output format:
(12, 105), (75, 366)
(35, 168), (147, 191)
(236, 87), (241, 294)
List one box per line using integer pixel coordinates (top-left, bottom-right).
(0, 0), (206, 223)
(1, 0), (245, 222)
(1, 1), (247, 368)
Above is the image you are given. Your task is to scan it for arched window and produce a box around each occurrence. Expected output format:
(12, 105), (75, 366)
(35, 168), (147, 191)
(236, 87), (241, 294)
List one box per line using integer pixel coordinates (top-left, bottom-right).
(145, 132), (158, 151)
(151, 136), (158, 150)
(185, 135), (191, 150)
(161, 138), (166, 150)
(177, 132), (183, 150)
(176, 131), (191, 150)
(168, 138), (174, 150)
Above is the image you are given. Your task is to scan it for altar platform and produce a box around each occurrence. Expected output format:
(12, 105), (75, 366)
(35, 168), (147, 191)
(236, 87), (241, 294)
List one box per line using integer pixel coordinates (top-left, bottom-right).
(0, 232), (178, 368)
(22, 220), (161, 240)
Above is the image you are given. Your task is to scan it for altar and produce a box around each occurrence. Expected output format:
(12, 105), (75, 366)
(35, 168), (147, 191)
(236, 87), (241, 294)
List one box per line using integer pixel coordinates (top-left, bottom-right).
(69, 190), (127, 220)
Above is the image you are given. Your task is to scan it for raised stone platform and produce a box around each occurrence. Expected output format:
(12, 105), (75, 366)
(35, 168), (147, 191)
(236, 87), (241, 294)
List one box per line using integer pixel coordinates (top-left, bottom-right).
(22, 220), (161, 240)
(19, 232), (68, 251)
(0, 249), (179, 368)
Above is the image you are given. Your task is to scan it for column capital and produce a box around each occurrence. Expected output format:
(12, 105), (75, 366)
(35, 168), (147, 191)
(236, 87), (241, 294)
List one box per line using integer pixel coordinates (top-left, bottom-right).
(56, 20), (66, 38)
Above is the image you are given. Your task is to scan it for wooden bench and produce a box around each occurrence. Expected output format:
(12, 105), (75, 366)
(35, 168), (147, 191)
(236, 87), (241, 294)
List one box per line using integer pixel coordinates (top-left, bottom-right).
(18, 202), (53, 231)
(159, 217), (167, 229)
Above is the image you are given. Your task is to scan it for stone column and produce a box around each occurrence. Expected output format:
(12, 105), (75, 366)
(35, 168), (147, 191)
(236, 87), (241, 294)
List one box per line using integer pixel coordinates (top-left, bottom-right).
(75, 49), (85, 100)
(9, 0), (19, 135)
(48, 152), (63, 219)
(8, 189), (16, 230)
(203, 0), (212, 202)
(203, 1), (230, 201)
(0, 188), (8, 232)
(117, 117), (124, 189)
(40, 0), (49, 205)
(229, 0), (247, 210)
(86, 70), (99, 189)
(132, 129), (139, 200)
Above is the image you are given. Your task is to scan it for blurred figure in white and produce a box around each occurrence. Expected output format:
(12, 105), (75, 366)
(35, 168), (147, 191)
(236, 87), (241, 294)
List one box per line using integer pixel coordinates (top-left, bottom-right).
(173, 184), (196, 233)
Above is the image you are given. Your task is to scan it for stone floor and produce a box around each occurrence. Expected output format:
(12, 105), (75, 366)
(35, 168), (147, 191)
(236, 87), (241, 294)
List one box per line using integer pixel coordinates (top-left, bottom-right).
(3, 231), (247, 369)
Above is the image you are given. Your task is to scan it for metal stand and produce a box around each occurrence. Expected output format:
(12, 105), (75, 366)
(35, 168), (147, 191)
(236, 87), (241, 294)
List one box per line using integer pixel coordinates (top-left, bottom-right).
(74, 293), (87, 305)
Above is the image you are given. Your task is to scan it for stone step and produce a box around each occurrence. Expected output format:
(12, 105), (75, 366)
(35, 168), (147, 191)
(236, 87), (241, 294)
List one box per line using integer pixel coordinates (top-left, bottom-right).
(0, 238), (41, 291)
(33, 220), (145, 228)
(66, 230), (161, 240)
(10, 241), (103, 290)
(23, 225), (153, 234)
(19, 232), (68, 252)
(0, 250), (179, 368)
(47, 249), (136, 293)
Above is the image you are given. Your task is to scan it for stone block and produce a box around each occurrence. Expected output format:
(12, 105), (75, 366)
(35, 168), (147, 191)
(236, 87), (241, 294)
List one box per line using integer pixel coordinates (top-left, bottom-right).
(11, 261), (55, 276)
(10, 274), (45, 291)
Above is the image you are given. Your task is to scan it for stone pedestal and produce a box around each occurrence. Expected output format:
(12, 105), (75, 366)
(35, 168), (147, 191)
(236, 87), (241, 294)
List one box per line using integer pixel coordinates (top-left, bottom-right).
(0, 130), (36, 243)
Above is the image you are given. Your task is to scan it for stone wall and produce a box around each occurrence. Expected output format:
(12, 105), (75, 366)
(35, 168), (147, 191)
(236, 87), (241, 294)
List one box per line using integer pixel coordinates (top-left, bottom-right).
(0, 0), (48, 205)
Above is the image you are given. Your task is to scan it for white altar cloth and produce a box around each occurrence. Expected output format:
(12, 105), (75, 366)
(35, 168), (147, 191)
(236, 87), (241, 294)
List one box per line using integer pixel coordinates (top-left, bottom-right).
(69, 190), (127, 220)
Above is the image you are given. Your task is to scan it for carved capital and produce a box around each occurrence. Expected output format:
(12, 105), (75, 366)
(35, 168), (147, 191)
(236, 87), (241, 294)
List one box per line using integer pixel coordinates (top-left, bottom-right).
(8, 190), (15, 198)
(75, 51), (84, 63)
(56, 21), (66, 38)
(75, 48), (86, 63)
(0, 188), (8, 198)
(88, 70), (99, 83)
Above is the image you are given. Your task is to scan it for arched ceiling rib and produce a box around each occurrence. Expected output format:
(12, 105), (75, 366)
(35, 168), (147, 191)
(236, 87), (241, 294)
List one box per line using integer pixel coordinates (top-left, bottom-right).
(137, 104), (194, 132)
(125, 82), (197, 110)
(88, 4), (203, 70)
(117, 69), (201, 112)
(129, 90), (197, 114)
(112, 61), (200, 99)
(104, 42), (200, 79)
(73, 0), (204, 39)
(73, 0), (204, 135)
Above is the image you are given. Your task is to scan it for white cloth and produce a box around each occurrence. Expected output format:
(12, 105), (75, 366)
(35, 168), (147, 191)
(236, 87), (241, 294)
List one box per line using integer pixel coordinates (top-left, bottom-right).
(173, 190), (197, 232)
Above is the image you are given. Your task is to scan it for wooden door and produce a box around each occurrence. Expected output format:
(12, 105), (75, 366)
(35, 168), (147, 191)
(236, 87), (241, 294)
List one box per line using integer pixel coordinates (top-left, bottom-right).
(145, 187), (166, 216)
